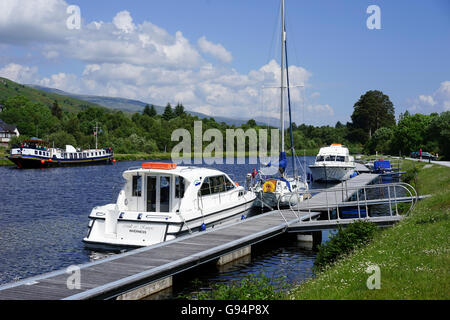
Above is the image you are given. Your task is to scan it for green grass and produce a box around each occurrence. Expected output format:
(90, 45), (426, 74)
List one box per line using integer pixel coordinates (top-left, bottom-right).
(0, 147), (10, 166)
(287, 160), (450, 299)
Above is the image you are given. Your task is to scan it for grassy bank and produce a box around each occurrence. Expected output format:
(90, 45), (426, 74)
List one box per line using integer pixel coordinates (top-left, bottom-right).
(288, 159), (449, 299)
(0, 147), (10, 166)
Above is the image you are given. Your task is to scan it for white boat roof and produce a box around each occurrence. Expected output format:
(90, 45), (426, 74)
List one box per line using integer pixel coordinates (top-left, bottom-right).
(122, 165), (231, 182)
(317, 144), (350, 156)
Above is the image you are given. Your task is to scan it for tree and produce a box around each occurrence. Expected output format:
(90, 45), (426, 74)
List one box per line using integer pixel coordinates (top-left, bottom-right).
(335, 121), (344, 129)
(390, 113), (432, 156)
(428, 111), (450, 159)
(350, 90), (395, 142)
(246, 119), (257, 127)
(174, 103), (185, 117)
(162, 103), (174, 121)
(51, 100), (63, 120)
(143, 104), (157, 117)
(365, 127), (394, 155)
(48, 130), (77, 147)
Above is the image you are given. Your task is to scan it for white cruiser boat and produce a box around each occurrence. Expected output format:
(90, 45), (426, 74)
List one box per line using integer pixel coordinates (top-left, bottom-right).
(83, 162), (256, 250)
(309, 144), (356, 182)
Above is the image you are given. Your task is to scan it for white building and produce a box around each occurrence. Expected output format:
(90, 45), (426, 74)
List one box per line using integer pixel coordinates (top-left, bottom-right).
(0, 119), (20, 147)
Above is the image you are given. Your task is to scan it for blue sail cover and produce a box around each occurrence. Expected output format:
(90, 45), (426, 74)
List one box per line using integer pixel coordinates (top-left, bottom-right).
(279, 151), (287, 173)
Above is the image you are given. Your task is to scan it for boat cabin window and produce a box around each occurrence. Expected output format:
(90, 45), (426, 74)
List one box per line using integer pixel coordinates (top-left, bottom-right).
(316, 156), (324, 162)
(175, 176), (185, 198)
(199, 175), (235, 196)
(132, 175), (142, 197)
(224, 176), (235, 191)
(146, 176), (157, 212)
(210, 175), (225, 194)
(325, 155), (336, 161)
(336, 156), (345, 162)
(200, 177), (211, 196)
(159, 176), (170, 212)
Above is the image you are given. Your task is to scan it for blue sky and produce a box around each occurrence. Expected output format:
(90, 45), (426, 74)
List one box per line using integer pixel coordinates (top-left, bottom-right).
(0, 0), (449, 126)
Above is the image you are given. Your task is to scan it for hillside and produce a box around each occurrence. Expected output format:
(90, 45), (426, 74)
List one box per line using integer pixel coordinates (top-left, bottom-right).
(26, 84), (274, 127)
(1, 76), (279, 127)
(0, 77), (109, 114)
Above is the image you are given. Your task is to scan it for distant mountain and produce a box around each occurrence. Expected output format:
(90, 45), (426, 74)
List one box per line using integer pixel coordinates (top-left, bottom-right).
(26, 84), (278, 127)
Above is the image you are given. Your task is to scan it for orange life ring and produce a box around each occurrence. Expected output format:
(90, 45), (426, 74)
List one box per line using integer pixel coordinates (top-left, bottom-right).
(263, 180), (276, 193)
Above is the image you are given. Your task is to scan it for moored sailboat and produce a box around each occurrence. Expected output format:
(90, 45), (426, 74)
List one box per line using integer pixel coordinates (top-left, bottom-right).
(249, 0), (309, 209)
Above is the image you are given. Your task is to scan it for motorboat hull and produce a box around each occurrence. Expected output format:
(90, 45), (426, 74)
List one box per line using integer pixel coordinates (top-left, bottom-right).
(309, 165), (355, 182)
(83, 198), (255, 250)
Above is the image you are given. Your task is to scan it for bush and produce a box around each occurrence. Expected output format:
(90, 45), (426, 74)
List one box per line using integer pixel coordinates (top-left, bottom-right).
(186, 273), (290, 300)
(314, 220), (377, 272)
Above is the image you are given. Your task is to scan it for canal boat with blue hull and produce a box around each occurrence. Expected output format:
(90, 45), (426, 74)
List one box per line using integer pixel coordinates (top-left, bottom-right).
(83, 162), (256, 250)
(7, 139), (114, 168)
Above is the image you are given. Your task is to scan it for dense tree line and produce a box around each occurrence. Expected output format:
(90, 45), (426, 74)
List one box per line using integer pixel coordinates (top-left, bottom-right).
(1, 91), (449, 159)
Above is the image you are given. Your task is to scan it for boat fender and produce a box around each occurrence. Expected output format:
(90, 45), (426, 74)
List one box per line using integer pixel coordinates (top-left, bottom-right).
(262, 181), (276, 193)
(241, 215), (246, 220)
(200, 223), (206, 231)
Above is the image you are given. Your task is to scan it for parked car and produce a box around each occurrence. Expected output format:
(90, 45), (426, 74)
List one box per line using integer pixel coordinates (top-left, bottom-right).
(410, 151), (436, 160)
(410, 152), (419, 158)
(421, 152), (437, 160)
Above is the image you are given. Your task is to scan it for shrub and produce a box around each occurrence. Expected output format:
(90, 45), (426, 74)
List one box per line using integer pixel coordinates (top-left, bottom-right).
(314, 220), (377, 272)
(186, 272), (290, 300)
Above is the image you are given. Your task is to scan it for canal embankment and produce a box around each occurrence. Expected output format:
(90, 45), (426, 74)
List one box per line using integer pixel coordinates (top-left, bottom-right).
(287, 159), (449, 299)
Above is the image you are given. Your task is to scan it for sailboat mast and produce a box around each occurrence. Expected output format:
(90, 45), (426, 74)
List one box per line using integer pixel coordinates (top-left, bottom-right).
(94, 122), (98, 149)
(280, 0), (285, 152)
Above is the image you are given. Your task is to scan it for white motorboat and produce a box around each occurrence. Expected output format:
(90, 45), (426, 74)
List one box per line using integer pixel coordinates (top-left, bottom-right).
(309, 144), (356, 182)
(83, 162), (256, 250)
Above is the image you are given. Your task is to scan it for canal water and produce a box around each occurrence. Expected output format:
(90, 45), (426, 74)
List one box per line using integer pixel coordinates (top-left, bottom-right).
(0, 157), (333, 297)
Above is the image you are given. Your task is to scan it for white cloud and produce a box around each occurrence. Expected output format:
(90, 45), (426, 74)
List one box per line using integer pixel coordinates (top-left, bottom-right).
(0, 0), (71, 44)
(0, 5), (337, 125)
(113, 11), (135, 34)
(198, 36), (232, 63)
(0, 63), (38, 83)
(418, 95), (436, 106)
(307, 104), (334, 116)
(408, 81), (450, 113)
(39, 72), (80, 93)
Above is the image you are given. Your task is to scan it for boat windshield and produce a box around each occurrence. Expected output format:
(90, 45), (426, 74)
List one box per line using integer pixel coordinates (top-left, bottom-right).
(317, 155), (347, 162)
(199, 175), (235, 196)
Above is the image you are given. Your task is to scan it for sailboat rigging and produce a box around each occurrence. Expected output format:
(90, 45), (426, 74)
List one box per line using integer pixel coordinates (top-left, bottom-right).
(249, 0), (309, 209)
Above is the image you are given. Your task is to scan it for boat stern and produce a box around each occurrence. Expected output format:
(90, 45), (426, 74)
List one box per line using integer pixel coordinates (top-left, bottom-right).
(83, 204), (170, 249)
